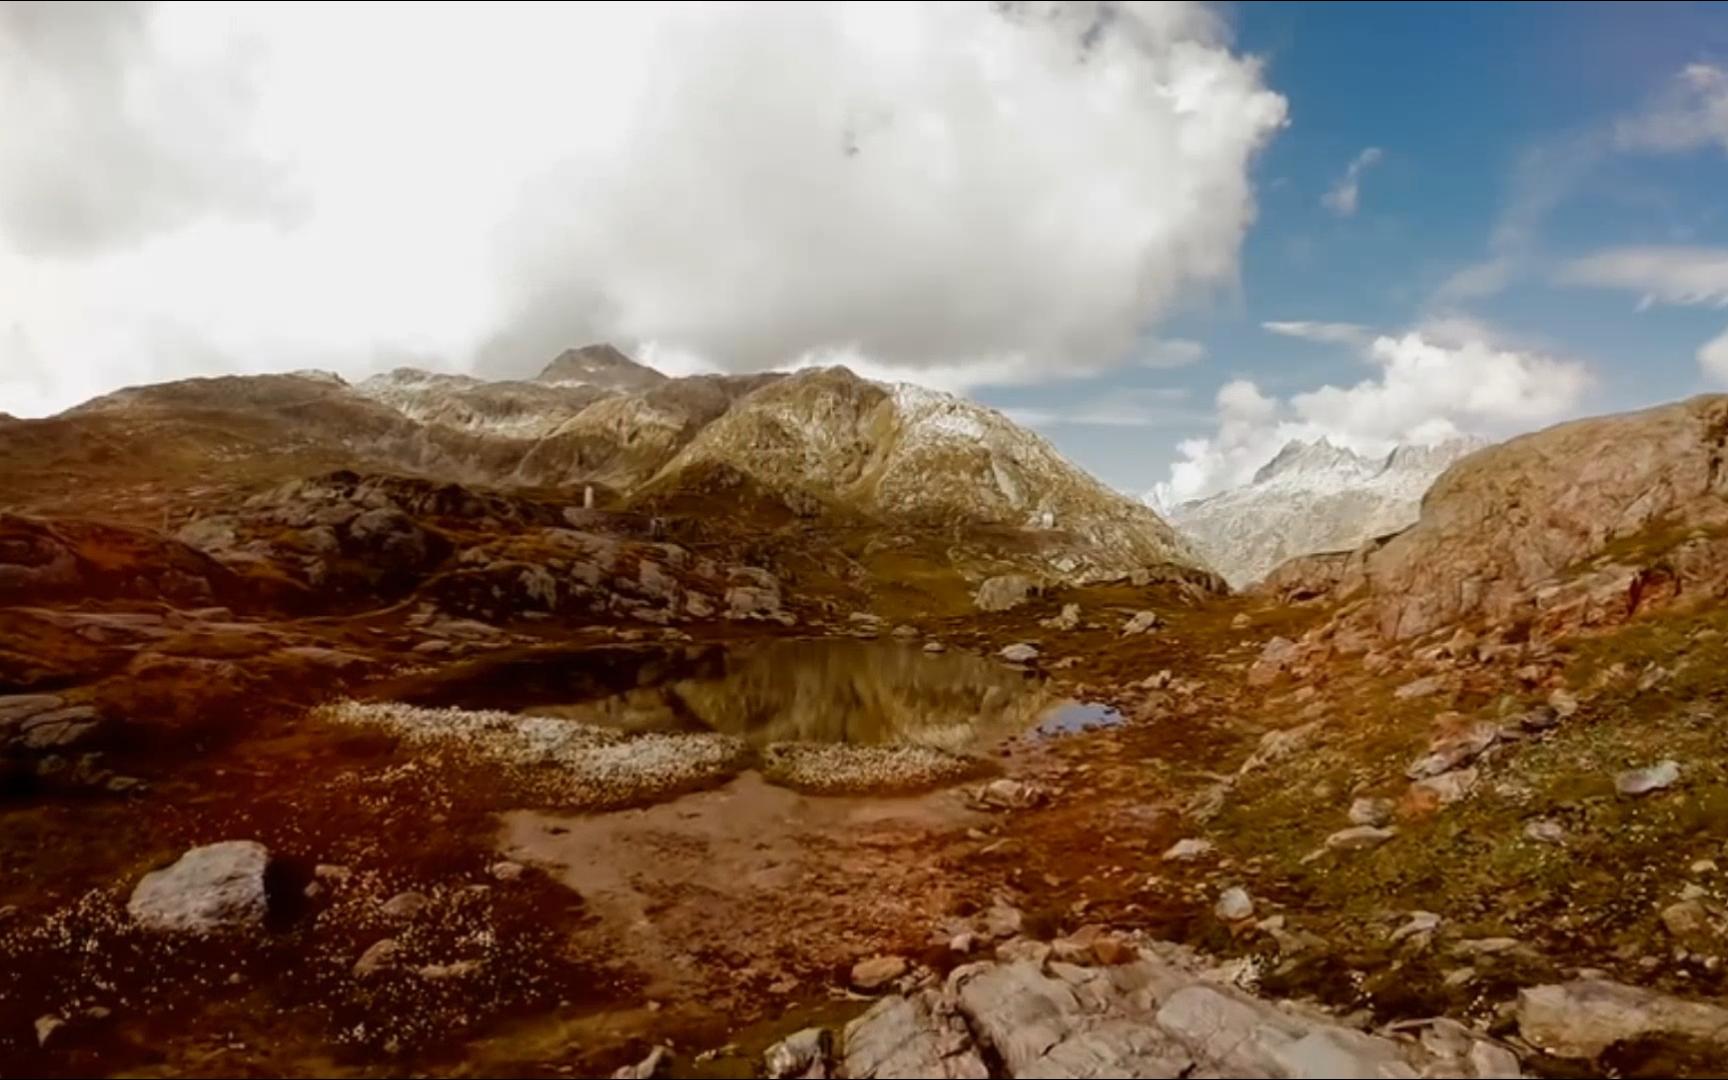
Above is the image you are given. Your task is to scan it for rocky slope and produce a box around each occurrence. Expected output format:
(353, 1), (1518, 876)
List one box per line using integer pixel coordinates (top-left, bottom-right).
(1267, 396), (1728, 648)
(1165, 436), (1485, 587)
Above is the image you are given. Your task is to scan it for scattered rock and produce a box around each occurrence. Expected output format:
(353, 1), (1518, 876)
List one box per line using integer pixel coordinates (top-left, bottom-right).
(765, 1026), (833, 1079)
(1324, 825), (1397, 851)
(611, 1045), (671, 1079)
(1410, 767), (1479, 807)
(974, 574), (1035, 613)
(851, 955), (910, 993)
(1215, 886), (1255, 922)
(1162, 838), (1215, 862)
(1238, 720), (1321, 774)
(1517, 978), (1728, 1060)
(1661, 899), (1714, 941)
(1121, 610), (1161, 635)
(1523, 819), (1567, 845)
(1040, 604), (1081, 632)
(970, 778), (1049, 811)
(1348, 797), (1395, 827)
(1390, 911), (1443, 946)
(127, 840), (270, 934)
(1406, 722), (1498, 779)
(997, 642), (1039, 664)
(34, 1014), (65, 1049)
(1616, 759), (1681, 796)
(379, 890), (430, 920)
(353, 937), (402, 977)
(1394, 675), (1448, 700)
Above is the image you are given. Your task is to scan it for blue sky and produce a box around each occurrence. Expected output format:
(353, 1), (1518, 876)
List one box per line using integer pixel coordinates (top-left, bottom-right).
(977, 1), (1728, 497)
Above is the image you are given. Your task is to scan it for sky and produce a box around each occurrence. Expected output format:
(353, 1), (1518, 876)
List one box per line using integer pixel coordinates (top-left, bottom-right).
(3, 1), (1728, 502)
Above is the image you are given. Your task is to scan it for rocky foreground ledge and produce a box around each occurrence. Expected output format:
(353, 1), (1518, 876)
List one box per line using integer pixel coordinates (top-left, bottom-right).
(615, 933), (1527, 1079)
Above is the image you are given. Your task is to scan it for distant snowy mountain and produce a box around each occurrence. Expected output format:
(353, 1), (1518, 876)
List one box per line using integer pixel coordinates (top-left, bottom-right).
(1158, 436), (1487, 588)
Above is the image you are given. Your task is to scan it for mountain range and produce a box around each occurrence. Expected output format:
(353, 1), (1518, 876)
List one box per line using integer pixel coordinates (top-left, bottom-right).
(1159, 435), (1487, 587)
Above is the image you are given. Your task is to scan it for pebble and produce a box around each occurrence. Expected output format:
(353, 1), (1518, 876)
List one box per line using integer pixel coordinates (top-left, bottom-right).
(1162, 838), (1214, 861)
(1524, 819), (1567, 845)
(850, 954), (908, 992)
(1616, 760), (1682, 797)
(1215, 886), (1254, 922)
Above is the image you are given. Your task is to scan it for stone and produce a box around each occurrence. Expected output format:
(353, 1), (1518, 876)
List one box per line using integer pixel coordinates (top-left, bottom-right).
(127, 841), (270, 934)
(1162, 838), (1214, 862)
(489, 860), (525, 882)
(1215, 886), (1254, 922)
(1238, 721), (1321, 774)
(1517, 978), (1728, 1060)
(923, 641), (946, 653)
(971, 778), (1049, 810)
(1523, 819), (1567, 845)
(1039, 603), (1081, 631)
(16, 706), (103, 751)
(1616, 759), (1681, 796)
(1247, 636), (1299, 687)
(841, 990), (988, 1079)
(1348, 797), (1395, 827)
(1121, 610), (1161, 635)
(1661, 899), (1714, 940)
(974, 574), (1036, 613)
(35, 1014), (65, 1048)
(998, 642), (1039, 664)
(1519, 705), (1560, 732)
(1548, 689), (1580, 718)
(379, 890), (429, 919)
(1390, 911), (1442, 946)
(353, 937), (402, 977)
(981, 899), (1024, 940)
(765, 1026), (832, 1079)
(1324, 825), (1397, 851)
(611, 1045), (670, 1079)
(1232, 612), (1252, 630)
(851, 955), (909, 992)
(892, 625), (919, 639)
(1394, 675), (1448, 700)
(1406, 722), (1498, 779)
(1410, 767), (1479, 807)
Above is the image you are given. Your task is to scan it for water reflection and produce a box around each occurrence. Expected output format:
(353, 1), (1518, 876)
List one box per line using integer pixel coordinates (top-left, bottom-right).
(384, 638), (1054, 751)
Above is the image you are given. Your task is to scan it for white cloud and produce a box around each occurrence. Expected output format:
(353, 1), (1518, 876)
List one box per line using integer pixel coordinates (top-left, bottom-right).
(1152, 320), (1592, 504)
(1139, 338), (1206, 368)
(1261, 320), (1372, 346)
(1558, 246), (1728, 309)
(1321, 146), (1382, 217)
(1700, 327), (1728, 386)
(0, 1), (1288, 416)
(1615, 63), (1728, 154)
(1559, 245), (1728, 384)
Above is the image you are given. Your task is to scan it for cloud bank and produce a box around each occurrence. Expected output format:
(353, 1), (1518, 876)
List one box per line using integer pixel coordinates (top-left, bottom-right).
(1151, 320), (1593, 505)
(0, 1), (1287, 415)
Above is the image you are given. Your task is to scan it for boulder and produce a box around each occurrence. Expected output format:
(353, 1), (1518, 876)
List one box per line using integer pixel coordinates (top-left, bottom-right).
(1348, 797), (1395, 827)
(1616, 759), (1682, 796)
(842, 990), (988, 1078)
(998, 643), (1039, 664)
(1121, 610), (1161, 635)
(851, 955), (909, 993)
(1517, 979), (1728, 1060)
(765, 1026), (833, 1079)
(1039, 603), (1081, 631)
(974, 574), (1036, 613)
(127, 840), (270, 934)
(1215, 886), (1255, 922)
(1324, 825), (1397, 851)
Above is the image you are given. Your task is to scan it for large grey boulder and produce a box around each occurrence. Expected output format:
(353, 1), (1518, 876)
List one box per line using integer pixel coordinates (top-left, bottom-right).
(975, 574), (1036, 613)
(127, 840), (271, 934)
(842, 989), (989, 1079)
(1517, 979), (1728, 1060)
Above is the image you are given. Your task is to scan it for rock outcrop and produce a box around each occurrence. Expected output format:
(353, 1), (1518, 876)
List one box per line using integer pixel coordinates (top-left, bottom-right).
(838, 947), (1520, 1078)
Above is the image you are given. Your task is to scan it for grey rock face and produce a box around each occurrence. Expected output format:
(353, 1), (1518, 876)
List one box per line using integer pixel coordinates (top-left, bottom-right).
(127, 840), (271, 934)
(1517, 978), (1728, 1061)
(976, 574), (1036, 612)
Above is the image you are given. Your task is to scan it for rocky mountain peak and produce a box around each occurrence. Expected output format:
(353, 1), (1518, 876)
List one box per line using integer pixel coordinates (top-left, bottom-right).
(1167, 435), (1486, 588)
(536, 343), (669, 392)
(1251, 437), (1377, 485)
